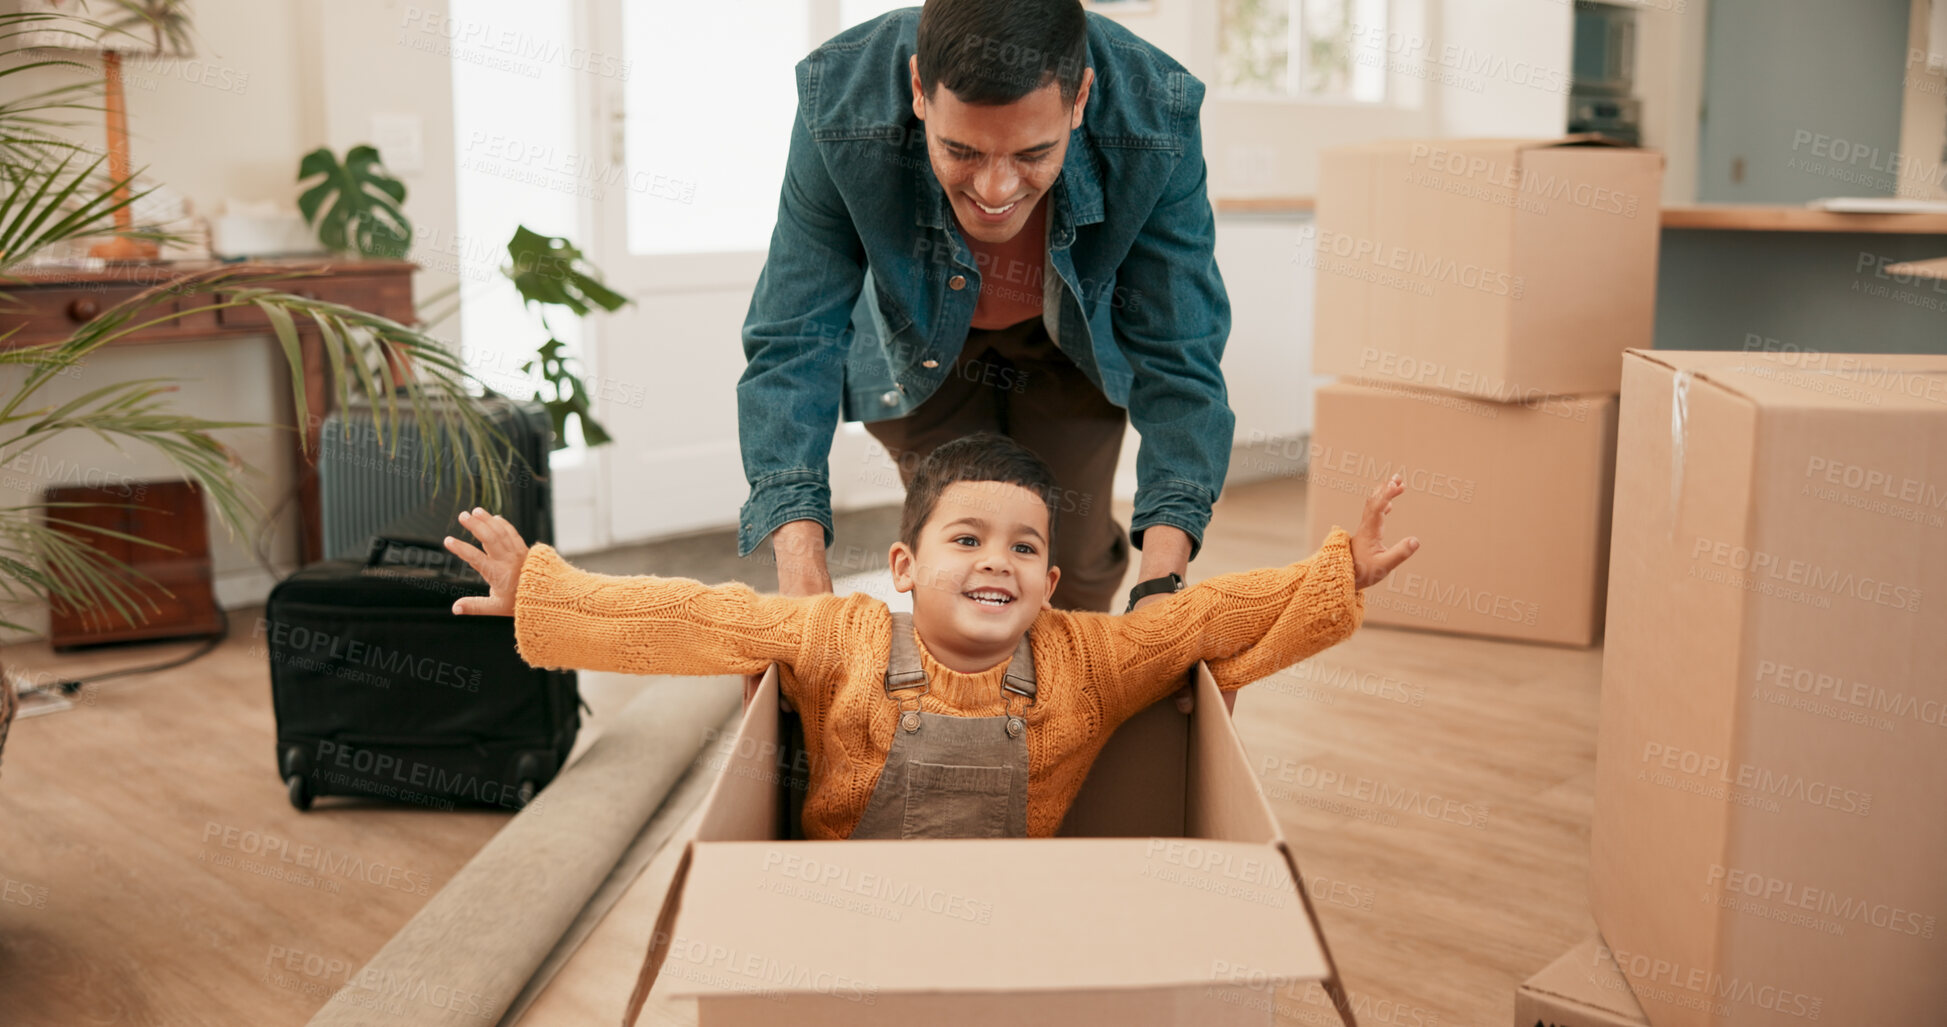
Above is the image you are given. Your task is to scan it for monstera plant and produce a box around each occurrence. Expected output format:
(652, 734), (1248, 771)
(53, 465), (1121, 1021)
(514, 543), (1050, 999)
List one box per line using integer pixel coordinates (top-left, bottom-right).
(297, 144), (412, 259)
(0, 4), (516, 760)
(505, 225), (627, 448)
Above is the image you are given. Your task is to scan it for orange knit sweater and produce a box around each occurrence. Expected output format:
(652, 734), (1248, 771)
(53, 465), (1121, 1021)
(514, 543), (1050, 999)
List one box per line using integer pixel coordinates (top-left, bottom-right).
(513, 527), (1365, 839)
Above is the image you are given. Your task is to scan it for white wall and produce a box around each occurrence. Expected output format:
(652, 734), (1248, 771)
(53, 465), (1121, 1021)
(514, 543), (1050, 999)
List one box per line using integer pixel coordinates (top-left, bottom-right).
(1632, 0), (1712, 204)
(0, 0), (463, 640)
(1435, 0), (1571, 135)
(1094, 0), (1574, 500)
(1899, 0), (1946, 199)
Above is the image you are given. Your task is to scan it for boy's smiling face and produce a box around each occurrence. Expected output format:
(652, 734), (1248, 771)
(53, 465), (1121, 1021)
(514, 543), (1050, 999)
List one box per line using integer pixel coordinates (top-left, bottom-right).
(889, 480), (1060, 673)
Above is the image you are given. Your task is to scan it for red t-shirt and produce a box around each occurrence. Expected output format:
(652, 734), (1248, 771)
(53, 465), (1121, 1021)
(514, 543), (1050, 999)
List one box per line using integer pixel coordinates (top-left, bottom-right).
(962, 197), (1049, 330)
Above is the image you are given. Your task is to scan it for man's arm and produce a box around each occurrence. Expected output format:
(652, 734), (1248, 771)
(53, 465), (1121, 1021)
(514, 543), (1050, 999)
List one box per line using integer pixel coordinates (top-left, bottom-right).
(1111, 73), (1234, 570)
(736, 59), (867, 574)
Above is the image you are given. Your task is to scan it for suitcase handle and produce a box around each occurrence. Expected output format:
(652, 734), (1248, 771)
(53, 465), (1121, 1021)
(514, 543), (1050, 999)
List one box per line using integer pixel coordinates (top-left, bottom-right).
(365, 534), (459, 570)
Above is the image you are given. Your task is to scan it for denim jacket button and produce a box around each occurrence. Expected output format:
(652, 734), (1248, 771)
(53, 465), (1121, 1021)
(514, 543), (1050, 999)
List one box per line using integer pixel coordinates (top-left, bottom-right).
(948, 275), (966, 290)
(922, 359), (939, 368)
(880, 390), (899, 407)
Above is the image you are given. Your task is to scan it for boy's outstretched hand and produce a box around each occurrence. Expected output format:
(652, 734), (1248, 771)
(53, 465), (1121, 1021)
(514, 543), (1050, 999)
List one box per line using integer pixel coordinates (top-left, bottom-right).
(1352, 474), (1420, 590)
(444, 508), (529, 617)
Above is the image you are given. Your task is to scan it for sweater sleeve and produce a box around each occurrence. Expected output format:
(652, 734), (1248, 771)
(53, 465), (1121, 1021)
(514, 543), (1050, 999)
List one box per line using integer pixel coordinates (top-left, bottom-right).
(511, 543), (824, 680)
(1098, 527), (1366, 717)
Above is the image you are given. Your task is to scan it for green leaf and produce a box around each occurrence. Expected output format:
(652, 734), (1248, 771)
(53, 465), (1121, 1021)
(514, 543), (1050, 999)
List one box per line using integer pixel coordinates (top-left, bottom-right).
(296, 144), (412, 258)
(505, 225), (629, 317)
(521, 337), (612, 451)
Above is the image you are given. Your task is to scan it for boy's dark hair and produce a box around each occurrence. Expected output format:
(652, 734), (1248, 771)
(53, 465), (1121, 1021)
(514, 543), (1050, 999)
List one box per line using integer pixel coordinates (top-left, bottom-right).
(899, 432), (1059, 558)
(916, 0), (1088, 107)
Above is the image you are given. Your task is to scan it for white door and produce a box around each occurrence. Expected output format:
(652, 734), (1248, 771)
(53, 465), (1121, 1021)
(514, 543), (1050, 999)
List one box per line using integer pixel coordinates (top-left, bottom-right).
(581, 0), (915, 549)
(448, 0), (604, 553)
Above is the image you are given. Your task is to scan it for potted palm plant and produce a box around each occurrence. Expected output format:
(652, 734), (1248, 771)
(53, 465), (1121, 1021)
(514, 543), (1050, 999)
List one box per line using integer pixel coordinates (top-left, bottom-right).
(0, 4), (519, 766)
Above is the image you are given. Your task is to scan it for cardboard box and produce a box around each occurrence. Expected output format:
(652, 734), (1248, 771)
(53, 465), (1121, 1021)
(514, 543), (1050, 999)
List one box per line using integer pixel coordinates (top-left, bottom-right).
(622, 665), (1355, 1027)
(1302, 379), (1618, 645)
(1312, 137), (1663, 400)
(1514, 935), (1650, 1027)
(1592, 349), (1947, 1026)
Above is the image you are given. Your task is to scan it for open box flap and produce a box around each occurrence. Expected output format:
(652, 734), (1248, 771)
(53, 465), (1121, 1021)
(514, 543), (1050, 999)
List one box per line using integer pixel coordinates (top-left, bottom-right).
(625, 665), (1355, 1025)
(624, 664), (787, 1027)
(663, 835), (1327, 998)
(1187, 664), (1356, 1026)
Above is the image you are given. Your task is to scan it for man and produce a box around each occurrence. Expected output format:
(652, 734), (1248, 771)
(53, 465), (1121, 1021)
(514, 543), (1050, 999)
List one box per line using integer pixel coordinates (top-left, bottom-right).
(737, 0), (1233, 707)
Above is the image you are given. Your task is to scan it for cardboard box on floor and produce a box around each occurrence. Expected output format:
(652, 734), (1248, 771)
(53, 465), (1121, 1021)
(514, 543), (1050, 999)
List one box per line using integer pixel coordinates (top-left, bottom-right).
(621, 664), (1356, 1027)
(1312, 137), (1662, 400)
(1593, 349), (1947, 1026)
(1302, 379), (1618, 645)
(1514, 935), (1649, 1027)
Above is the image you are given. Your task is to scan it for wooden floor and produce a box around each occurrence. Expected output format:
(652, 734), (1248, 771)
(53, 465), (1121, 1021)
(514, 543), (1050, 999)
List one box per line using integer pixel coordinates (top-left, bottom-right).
(0, 476), (1606, 1026)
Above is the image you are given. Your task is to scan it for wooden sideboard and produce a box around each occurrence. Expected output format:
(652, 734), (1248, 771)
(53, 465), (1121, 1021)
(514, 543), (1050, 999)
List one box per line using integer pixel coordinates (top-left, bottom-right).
(0, 258), (417, 564)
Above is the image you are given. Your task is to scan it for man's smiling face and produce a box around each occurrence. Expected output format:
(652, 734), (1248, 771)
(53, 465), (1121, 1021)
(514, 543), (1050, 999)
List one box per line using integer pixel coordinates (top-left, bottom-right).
(910, 54), (1092, 245)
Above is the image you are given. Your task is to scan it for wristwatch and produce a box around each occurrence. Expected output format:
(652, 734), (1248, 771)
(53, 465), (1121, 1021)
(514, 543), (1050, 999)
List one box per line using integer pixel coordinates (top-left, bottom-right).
(1124, 572), (1184, 613)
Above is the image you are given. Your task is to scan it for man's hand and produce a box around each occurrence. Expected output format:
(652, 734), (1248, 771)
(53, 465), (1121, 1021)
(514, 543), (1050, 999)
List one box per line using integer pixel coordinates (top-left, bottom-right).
(752, 520), (832, 709)
(1352, 474), (1420, 590)
(444, 508), (530, 617)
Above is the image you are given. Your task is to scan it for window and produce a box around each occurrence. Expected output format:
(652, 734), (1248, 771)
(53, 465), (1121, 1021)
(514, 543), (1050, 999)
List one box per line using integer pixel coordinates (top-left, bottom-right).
(622, 2), (916, 258)
(449, 0), (588, 449)
(623, 1), (810, 256)
(1220, 0), (1403, 104)
(840, 0), (913, 26)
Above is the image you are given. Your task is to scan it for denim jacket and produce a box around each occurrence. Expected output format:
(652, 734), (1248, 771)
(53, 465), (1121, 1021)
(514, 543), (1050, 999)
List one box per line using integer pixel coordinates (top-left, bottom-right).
(736, 8), (1233, 559)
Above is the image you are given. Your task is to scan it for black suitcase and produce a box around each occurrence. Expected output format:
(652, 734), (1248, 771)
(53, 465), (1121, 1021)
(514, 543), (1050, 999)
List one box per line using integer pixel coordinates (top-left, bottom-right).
(266, 536), (581, 811)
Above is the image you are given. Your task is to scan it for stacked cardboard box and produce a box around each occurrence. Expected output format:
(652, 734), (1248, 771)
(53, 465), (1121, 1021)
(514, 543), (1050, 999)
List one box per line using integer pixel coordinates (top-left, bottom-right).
(1303, 137), (1663, 645)
(1515, 934), (1650, 1027)
(1590, 349), (1947, 1024)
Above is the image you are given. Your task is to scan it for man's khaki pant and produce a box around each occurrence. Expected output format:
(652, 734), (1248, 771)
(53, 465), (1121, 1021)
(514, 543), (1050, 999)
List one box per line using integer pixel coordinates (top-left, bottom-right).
(864, 316), (1131, 613)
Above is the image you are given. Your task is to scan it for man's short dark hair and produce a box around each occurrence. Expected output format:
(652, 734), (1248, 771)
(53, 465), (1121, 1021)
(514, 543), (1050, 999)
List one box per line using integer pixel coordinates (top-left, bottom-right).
(916, 0), (1088, 107)
(900, 432), (1060, 558)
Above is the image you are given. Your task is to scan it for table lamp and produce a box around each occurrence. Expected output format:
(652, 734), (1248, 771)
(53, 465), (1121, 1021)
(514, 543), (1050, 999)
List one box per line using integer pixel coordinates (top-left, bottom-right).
(20, 0), (194, 262)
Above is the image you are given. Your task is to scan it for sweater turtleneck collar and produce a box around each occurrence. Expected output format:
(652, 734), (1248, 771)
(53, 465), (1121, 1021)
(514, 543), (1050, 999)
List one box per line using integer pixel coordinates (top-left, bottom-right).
(906, 622), (1020, 714)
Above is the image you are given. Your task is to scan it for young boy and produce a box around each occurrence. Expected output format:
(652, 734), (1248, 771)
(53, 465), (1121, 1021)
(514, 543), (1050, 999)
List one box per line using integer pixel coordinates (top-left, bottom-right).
(446, 432), (1417, 840)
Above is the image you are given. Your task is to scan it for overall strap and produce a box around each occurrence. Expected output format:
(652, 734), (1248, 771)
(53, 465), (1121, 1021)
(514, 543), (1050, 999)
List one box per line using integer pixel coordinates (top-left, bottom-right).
(885, 611), (928, 691)
(885, 610), (1039, 704)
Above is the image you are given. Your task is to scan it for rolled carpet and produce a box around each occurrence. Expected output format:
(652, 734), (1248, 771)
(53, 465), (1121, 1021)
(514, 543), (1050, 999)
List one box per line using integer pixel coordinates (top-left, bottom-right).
(306, 675), (741, 1027)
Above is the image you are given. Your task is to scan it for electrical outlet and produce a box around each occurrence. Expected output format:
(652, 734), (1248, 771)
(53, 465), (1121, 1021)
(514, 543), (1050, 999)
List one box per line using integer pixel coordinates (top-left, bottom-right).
(371, 113), (425, 175)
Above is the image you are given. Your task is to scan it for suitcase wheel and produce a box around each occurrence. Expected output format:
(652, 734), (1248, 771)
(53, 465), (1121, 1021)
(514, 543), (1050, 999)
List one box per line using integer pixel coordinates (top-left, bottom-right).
(512, 752), (546, 809)
(287, 774), (314, 812)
